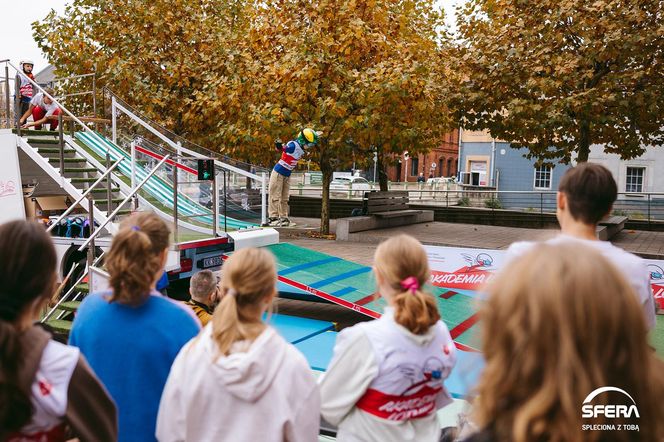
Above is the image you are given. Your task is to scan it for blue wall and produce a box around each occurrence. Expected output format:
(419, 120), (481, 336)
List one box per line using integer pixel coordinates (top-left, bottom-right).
(459, 142), (572, 210)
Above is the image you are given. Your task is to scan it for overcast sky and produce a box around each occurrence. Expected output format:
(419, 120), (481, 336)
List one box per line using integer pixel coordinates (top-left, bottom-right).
(0, 0), (462, 75)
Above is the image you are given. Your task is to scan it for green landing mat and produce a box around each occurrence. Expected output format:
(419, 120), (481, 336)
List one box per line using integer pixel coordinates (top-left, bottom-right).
(263, 243), (480, 351)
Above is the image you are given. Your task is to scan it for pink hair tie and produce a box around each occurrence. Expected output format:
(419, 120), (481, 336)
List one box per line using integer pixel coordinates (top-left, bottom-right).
(400, 276), (419, 293)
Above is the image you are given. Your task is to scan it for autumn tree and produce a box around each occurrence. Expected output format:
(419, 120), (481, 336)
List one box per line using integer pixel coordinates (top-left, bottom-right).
(33, 0), (254, 148)
(451, 0), (664, 163)
(247, 0), (453, 233)
(35, 0), (454, 234)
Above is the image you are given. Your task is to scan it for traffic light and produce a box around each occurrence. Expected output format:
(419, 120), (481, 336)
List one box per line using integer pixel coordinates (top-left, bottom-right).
(197, 159), (214, 181)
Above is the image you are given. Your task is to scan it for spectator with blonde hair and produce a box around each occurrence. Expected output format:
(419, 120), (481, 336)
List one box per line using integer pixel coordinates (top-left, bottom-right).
(156, 247), (319, 442)
(465, 243), (664, 442)
(320, 234), (457, 442)
(183, 269), (219, 326)
(69, 212), (200, 442)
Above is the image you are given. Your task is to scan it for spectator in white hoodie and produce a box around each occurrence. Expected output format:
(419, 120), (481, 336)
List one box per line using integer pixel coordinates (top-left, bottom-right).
(156, 247), (320, 442)
(320, 234), (457, 442)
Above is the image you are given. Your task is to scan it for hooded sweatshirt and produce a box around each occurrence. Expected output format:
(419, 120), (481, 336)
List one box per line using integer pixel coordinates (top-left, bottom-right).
(156, 324), (320, 442)
(319, 308), (457, 442)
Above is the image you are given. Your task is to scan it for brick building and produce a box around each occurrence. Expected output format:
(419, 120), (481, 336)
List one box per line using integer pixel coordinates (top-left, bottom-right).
(386, 129), (459, 182)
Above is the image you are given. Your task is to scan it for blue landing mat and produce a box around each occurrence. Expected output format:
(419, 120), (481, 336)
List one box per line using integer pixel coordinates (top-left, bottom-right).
(265, 313), (334, 344)
(295, 331), (338, 371)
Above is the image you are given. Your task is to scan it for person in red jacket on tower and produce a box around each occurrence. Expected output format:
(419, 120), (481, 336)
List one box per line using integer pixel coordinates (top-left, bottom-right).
(15, 59), (35, 122)
(19, 88), (62, 131)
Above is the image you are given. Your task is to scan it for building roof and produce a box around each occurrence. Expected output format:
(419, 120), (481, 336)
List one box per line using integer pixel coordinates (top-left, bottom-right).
(34, 64), (55, 86)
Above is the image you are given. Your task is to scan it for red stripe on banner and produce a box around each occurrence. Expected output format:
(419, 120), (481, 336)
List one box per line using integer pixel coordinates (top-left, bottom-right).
(439, 290), (457, 299)
(450, 313), (480, 340)
(135, 145), (198, 176)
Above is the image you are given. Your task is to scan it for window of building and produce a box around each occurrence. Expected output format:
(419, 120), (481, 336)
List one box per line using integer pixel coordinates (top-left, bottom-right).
(625, 167), (645, 193)
(447, 159), (453, 177)
(533, 165), (552, 189)
(410, 158), (419, 177)
(439, 158), (444, 176)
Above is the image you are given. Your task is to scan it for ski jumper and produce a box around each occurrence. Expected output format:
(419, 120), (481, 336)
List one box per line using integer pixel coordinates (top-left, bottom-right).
(269, 140), (305, 219)
(319, 307), (457, 442)
(16, 71), (35, 119)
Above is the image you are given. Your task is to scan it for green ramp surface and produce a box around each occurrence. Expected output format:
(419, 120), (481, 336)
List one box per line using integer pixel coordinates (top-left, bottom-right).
(264, 243), (480, 351)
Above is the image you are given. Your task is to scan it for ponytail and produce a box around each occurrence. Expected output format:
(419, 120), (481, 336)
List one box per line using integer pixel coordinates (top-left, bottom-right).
(374, 234), (440, 335)
(0, 321), (32, 435)
(106, 212), (170, 305)
(0, 220), (57, 435)
(393, 288), (440, 335)
(211, 248), (276, 356)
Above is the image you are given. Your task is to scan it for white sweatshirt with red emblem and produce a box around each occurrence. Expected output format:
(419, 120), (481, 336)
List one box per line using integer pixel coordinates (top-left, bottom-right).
(319, 308), (457, 442)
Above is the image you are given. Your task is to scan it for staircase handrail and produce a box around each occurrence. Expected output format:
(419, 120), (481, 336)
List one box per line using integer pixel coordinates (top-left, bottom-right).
(41, 251), (106, 323)
(5, 61), (93, 133)
(77, 154), (171, 252)
(112, 98), (264, 182)
(104, 87), (270, 175)
(46, 157), (124, 232)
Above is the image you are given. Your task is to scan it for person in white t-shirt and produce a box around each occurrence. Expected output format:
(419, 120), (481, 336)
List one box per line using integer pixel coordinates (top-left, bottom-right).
(319, 234), (457, 442)
(19, 88), (62, 131)
(505, 162), (656, 329)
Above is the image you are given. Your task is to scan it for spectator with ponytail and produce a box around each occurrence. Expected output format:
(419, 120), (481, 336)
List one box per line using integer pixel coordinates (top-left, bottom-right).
(156, 247), (319, 442)
(0, 220), (116, 441)
(319, 234), (457, 442)
(69, 212), (200, 442)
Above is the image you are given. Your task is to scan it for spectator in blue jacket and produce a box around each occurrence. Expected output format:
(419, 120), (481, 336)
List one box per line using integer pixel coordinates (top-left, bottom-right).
(69, 212), (200, 442)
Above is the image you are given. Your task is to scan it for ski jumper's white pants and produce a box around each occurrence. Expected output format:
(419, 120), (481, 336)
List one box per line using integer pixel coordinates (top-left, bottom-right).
(269, 170), (291, 219)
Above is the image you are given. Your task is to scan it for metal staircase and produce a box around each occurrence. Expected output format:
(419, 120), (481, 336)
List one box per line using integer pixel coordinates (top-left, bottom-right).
(1, 59), (270, 336)
(24, 130), (130, 218)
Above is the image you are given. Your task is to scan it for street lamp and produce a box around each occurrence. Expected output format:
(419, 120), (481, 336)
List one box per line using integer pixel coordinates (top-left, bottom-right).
(404, 151), (410, 181)
(372, 150), (378, 186)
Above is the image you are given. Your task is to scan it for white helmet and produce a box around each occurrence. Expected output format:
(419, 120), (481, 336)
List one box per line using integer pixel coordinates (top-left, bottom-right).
(20, 60), (35, 70)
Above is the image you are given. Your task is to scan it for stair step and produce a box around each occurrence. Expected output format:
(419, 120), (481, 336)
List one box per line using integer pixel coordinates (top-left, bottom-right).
(38, 147), (76, 154)
(59, 301), (82, 312)
(76, 283), (89, 293)
(64, 167), (99, 173)
(116, 209), (132, 216)
(13, 128), (59, 137)
(89, 187), (120, 194)
(49, 157), (87, 164)
(94, 198), (125, 205)
(70, 177), (100, 183)
(28, 138), (60, 145)
(45, 319), (73, 333)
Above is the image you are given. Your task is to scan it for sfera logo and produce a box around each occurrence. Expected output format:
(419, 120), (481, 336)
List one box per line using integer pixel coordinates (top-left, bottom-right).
(581, 387), (640, 419)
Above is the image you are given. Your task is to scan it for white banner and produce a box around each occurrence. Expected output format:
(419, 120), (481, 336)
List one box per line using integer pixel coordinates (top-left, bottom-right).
(425, 245), (664, 310)
(0, 133), (25, 224)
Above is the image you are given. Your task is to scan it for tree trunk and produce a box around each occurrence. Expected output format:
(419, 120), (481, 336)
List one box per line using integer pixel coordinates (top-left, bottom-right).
(377, 151), (388, 191)
(578, 119), (590, 163)
(320, 160), (333, 235)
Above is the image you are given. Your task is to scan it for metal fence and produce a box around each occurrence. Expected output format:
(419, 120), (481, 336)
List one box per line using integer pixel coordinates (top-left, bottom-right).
(288, 184), (664, 224)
